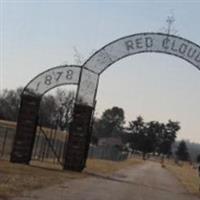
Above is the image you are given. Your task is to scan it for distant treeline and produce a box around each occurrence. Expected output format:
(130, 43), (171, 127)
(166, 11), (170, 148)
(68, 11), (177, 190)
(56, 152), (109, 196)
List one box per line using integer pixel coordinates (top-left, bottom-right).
(0, 87), (75, 129)
(0, 87), (194, 162)
(92, 107), (181, 160)
(177, 140), (200, 162)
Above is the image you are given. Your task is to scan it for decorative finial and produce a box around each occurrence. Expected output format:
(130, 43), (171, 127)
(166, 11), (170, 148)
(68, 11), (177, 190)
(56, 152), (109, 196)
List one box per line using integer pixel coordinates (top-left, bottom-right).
(166, 15), (175, 35)
(161, 11), (178, 35)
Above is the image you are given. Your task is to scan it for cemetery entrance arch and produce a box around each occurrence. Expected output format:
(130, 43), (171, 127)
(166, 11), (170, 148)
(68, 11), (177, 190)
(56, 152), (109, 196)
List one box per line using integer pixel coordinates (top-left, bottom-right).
(11, 33), (200, 172)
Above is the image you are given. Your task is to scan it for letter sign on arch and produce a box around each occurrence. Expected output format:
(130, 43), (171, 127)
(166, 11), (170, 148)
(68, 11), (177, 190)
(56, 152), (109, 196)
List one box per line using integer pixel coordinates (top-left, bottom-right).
(77, 32), (200, 106)
(24, 65), (81, 96)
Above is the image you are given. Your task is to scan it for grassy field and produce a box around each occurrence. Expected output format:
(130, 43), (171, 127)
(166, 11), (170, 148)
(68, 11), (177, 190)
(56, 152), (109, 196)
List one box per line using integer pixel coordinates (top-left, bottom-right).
(86, 157), (143, 174)
(166, 160), (199, 196)
(0, 158), (143, 199)
(0, 119), (68, 142)
(0, 120), (16, 129)
(0, 160), (86, 199)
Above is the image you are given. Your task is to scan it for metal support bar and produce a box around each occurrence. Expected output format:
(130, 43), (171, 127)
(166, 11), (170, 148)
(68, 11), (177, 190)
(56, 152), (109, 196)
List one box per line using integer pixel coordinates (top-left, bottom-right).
(39, 126), (63, 166)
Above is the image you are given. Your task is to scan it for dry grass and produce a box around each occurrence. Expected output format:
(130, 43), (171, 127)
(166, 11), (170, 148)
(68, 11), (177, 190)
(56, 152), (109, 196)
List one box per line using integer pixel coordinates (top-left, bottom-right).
(0, 160), (86, 199)
(0, 119), (68, 143)
(166, 160), (199, 195)
(0, 120), (16, 129)
(86, 158), (143, 175)
(0, 120), (143, 198)
(36, 127), (68, 142)
(0, 158), (143, 199)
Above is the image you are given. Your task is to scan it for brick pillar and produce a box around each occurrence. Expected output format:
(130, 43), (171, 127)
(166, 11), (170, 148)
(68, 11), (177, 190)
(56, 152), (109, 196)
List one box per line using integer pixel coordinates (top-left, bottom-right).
(63, 104), (93, 171)
(10, 95), (40, 164)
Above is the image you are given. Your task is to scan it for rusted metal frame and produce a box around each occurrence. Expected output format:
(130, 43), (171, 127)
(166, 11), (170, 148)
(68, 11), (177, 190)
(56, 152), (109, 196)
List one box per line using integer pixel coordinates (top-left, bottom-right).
(39, 126), (63, 166)
(45, 126), (54, 159)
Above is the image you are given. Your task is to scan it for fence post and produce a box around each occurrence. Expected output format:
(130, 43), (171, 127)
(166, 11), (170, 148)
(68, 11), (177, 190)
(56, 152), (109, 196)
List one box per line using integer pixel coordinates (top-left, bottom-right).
(1, 127), (8, 157)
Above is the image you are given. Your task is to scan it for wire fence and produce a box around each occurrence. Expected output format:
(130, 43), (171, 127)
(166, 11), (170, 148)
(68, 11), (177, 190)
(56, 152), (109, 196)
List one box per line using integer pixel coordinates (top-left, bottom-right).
(0, 121), (128, 165)
(0, 122), (68, 166)
(88, 146), (129, 161)
(32, 126), (68, 165)
(0, 125), (16, 160)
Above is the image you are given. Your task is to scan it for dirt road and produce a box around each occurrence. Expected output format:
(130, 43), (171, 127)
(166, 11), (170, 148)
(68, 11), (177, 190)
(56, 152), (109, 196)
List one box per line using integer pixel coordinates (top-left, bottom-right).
(14, 161), (199, 200)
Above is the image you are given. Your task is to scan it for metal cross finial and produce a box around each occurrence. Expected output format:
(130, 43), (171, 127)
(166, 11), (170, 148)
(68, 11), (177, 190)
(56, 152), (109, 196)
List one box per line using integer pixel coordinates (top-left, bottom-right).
(160, 12), (178, 35)
(166, 15), (175, 35)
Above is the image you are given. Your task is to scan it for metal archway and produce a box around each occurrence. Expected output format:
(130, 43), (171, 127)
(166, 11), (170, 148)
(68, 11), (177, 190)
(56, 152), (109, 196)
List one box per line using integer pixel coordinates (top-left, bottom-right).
(77, 33), (200, 106)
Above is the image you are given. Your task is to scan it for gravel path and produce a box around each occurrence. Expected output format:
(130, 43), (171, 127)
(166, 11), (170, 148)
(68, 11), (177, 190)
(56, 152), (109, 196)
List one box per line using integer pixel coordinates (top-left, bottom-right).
(13, 161), (199, 200)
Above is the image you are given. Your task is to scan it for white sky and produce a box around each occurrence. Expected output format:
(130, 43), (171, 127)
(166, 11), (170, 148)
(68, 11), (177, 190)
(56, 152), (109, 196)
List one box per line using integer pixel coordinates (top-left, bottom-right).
(1, 0), (200, 142)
